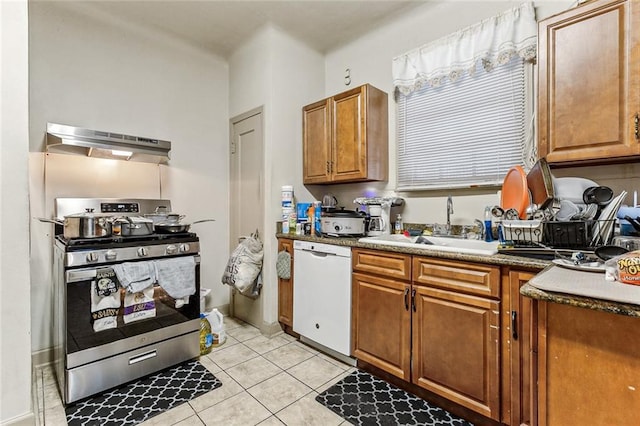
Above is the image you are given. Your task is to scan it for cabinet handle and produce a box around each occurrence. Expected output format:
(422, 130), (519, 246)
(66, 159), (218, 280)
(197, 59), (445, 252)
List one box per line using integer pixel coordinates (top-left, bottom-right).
(411, 288), (416, 312)
(404, 288), (409, 311)
(511, 310), (518, 340)
(635, 113), (639, 140)
(326, 161), (330, 174)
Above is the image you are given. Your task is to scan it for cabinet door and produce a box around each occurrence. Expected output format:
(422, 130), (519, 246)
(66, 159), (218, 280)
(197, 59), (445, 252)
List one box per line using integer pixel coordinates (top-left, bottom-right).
(501, 269), (536, 426)
(538, 0), (640, 164)
(332, 86), (368, 182)
(277, 239), (294, 327)
(412, 285), (500, 421)
(302, 99), (332, 184)
(537, 302), (640, 426)
(352, 271), (411, 381)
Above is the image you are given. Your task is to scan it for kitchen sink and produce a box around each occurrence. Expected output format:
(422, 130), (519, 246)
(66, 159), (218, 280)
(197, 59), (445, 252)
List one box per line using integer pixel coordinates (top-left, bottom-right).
(358, 234), (499, 256)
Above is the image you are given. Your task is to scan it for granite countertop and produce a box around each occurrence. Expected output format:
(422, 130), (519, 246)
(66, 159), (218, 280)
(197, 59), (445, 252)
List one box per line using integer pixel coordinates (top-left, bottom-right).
(521, 282), (640, 317)
(277, 232), (640, 317)
(276, 232), (549, 270)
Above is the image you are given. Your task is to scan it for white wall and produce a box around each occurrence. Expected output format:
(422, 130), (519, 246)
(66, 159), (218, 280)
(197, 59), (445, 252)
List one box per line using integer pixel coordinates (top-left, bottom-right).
(1, 0), (33, 424)
(28, 1), (229, 357)
(323, 1), (574, 226)
(229, 25), (324, 326)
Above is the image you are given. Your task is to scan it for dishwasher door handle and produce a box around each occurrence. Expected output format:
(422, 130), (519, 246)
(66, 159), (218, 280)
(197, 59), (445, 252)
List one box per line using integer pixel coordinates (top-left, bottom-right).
(308, 250), (330, 258)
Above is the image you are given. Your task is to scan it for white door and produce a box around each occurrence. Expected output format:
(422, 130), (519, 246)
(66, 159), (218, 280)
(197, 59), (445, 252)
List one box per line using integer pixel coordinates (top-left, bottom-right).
(229, 108), (264, 328)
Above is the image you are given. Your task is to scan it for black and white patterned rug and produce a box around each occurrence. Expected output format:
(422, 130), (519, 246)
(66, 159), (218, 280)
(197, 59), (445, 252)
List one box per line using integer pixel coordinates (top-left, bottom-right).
(65, 360), (221, 426)
(316, 370), (473, 426)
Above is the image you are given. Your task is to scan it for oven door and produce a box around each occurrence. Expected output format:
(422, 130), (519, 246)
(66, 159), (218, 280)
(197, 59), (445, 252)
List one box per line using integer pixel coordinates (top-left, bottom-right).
(64, 255), (200, 369)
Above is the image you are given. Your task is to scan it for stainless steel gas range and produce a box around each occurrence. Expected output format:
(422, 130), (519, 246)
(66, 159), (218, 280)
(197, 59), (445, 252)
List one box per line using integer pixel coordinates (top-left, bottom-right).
(52, 198), (201, 404)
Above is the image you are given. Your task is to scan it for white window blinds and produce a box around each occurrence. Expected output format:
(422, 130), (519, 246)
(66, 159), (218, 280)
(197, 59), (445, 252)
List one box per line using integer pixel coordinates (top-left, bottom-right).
(397, 57), (527, 191)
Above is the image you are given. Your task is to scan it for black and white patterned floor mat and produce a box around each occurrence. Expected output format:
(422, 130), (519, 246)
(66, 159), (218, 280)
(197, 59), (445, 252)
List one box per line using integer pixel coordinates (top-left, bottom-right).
(65, 360), (221, 426)
(316, 370), (473, 426)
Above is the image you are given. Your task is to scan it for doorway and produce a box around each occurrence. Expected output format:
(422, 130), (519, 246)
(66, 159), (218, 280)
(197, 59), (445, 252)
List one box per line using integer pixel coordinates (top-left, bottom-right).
(229, 107), (264, 329)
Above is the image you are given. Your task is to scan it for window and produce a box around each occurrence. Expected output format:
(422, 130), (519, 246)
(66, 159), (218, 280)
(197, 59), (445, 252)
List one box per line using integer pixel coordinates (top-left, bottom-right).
(392, 2), (537, 191)
(396, 56), (530, 190)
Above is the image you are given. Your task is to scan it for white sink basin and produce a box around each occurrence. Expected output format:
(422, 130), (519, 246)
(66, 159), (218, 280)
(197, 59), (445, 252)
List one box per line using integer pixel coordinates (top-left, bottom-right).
(358, 234), (499, 256)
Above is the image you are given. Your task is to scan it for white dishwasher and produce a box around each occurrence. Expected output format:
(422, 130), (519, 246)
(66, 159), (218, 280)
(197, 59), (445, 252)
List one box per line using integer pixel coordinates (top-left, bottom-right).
(293, 240), (352, 359)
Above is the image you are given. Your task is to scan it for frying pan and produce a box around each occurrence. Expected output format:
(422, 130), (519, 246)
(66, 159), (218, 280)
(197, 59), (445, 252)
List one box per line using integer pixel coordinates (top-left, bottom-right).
(527, 158), (554, 209)
(154, 219), (215, 233)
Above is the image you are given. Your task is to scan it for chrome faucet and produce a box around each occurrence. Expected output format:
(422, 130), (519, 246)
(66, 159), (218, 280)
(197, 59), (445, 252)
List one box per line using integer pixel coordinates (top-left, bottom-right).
(446, 195), (454, 235)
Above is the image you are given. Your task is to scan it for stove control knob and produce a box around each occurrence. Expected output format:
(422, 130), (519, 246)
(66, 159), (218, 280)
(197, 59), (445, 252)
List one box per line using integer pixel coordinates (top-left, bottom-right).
(105, 250), (117, 261)
(86, 252), (99, 263)
(137, 247), (148, 257)
(166, 245), (178, 255)
(179, 243), (190, 253)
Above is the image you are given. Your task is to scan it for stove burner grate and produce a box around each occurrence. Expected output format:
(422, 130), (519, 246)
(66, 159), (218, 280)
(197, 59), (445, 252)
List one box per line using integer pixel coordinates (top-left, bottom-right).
(57, 232), (198, 250)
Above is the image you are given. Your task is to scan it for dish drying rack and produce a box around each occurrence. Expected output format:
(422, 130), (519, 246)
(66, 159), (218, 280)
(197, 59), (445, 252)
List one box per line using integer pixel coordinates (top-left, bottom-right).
(501, 219), (616, 250)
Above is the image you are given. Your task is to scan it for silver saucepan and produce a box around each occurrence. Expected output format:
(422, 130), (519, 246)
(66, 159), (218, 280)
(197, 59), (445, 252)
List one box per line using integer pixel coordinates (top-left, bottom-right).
(114, 216), (154, 236)
(39, 209), (113, 238)
(154, 219), (215, 234)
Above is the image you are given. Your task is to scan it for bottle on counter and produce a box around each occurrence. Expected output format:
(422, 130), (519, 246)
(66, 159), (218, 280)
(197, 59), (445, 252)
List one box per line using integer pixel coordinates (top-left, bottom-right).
(394, 214), (403, 234)
(484, 206), (494, 242)
(281, 185), (295, 234)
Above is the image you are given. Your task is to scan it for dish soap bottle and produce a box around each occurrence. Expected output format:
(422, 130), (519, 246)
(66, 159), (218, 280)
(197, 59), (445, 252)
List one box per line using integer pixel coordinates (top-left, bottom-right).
(484, 206), (494, 242)
(395, 214), (403, 234)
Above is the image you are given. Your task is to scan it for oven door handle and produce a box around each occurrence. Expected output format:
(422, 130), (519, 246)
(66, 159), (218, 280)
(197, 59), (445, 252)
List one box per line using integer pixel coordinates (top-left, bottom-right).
(65, 255), (201, 283)
(66, 269), (98, 283)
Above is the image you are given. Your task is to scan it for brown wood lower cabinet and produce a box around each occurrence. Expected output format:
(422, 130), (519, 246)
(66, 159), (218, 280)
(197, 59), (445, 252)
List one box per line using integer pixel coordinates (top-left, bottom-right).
(352, 271), (411, 381)
(412, 286), (500, 420)
(352, 249), (501, 421)
(537, 302), (640, 426)
(277, 239), (294, 329)
(501, 269), (537, 426)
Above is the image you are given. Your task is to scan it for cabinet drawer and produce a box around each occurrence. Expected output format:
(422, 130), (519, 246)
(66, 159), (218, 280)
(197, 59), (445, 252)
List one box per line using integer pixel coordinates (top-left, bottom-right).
(413, 257), (499, 298)
(352, 249), (411, 281)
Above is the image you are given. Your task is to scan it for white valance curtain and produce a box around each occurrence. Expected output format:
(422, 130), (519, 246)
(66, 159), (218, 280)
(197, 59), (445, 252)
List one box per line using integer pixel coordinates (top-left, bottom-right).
(392, 2), (537, 95)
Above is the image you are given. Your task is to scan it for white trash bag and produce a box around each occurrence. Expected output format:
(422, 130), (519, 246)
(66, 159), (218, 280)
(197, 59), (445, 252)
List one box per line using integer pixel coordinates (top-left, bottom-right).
(221, 230), (263, 298)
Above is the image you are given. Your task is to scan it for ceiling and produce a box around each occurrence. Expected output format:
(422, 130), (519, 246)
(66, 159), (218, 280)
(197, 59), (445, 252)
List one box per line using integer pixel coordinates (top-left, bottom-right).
(74, 0), (429, 58)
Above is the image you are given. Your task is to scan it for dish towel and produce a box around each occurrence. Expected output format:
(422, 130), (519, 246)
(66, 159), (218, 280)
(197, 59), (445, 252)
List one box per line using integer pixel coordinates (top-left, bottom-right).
(154, 257), (196, 299)
(113, 261), (156, 294)
(91, 268), (121, 332)
(276, 250), (291, 279)
(123, 286), (156, 324)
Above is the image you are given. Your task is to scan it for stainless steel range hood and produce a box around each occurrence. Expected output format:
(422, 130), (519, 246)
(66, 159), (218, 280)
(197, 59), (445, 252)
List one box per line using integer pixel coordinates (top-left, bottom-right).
(46, 123), (171, 164)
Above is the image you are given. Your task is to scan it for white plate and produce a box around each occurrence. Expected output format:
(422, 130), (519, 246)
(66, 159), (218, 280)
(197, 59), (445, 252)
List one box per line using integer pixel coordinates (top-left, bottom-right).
(552, 258), (606, 273)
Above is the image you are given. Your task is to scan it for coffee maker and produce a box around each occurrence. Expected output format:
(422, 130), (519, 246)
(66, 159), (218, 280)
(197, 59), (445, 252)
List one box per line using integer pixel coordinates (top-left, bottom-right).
(367, 203), (390, 236)
(354, 196), (403, 236)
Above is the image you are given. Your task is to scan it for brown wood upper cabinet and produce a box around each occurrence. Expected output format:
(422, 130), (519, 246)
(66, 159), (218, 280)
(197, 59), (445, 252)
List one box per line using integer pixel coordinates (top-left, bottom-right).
(302, 84), (388, 184)
(538, 0), (640, 165)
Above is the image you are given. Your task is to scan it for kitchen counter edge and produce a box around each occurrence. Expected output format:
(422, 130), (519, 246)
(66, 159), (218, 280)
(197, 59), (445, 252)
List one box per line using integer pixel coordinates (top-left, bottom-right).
(275, 232), (548, 270)
(520, 282), (640, 317)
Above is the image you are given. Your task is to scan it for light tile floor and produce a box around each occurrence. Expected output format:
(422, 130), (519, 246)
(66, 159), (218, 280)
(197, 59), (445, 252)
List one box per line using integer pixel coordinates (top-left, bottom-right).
(35, 316), (355, 425)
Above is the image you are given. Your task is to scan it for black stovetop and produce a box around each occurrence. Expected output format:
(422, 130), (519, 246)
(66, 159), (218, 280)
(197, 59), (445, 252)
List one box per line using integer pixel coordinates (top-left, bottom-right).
(56, 232), (199, 251)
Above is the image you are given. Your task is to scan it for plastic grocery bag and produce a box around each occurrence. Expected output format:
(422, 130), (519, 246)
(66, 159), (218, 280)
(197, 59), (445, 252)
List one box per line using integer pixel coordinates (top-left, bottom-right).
(221, 230), (263, 297)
